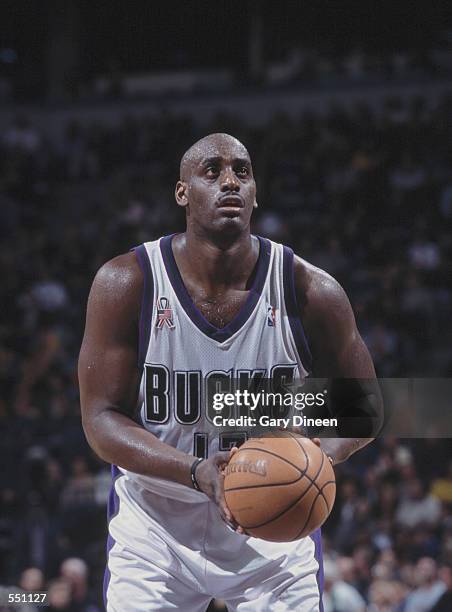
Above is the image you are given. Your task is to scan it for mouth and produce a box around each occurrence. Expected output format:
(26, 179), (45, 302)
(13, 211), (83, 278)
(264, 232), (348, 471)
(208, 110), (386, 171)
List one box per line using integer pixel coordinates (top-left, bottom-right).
(217, 194), (244, 209)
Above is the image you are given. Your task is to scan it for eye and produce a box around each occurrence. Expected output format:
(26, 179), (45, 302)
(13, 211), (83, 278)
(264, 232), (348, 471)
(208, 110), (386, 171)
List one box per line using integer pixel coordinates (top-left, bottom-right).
(236, 166), (249, 177)
(205, 165), (219, 177)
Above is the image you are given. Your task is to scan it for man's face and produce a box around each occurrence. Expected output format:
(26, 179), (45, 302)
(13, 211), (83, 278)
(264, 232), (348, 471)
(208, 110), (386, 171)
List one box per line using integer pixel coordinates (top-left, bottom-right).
(415, 558), (436, 584)
(176, 137), (257, 236)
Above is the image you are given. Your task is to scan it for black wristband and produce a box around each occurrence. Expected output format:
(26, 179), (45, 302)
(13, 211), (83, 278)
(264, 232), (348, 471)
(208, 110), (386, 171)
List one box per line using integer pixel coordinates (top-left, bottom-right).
(190, 457), (204, 491)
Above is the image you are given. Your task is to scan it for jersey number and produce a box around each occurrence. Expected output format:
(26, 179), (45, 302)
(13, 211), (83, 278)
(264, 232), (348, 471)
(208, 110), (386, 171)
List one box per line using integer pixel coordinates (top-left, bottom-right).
(193, 432), (249, 459)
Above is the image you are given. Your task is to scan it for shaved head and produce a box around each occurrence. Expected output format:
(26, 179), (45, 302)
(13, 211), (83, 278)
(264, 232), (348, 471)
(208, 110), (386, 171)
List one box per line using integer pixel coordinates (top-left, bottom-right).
(180, 133), (250, 181)
(175, 132), (257, 239)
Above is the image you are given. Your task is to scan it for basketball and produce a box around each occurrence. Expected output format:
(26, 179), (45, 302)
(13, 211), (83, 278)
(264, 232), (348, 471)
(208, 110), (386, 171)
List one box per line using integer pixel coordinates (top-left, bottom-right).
(224, 434), (336, 542)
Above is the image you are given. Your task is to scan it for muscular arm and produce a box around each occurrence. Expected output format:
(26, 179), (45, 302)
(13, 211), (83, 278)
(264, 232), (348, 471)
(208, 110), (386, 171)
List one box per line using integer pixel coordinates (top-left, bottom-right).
(78, 252), (198, 486)
(79, 253), (239, 525)
(295, 257), (383, 464)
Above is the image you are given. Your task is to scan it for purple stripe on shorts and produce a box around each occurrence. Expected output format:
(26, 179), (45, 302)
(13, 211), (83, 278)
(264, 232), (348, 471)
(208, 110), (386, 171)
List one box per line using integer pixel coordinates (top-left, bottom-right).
(103, 465), (122, 609)
(310, 528), (324, 612)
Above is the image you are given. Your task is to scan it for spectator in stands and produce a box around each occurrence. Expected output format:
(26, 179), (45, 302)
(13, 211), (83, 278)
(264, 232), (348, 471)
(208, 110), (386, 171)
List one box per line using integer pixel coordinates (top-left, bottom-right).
(431, 562), (452, 611)
(323, 558), (366, 612)
(19, 567), (45, 593)
(396, 479), (442, 529)
(368, 578), (407, 611)
(404, 557), (446, 611)
(60, 458), (96, 508)
(45, 578), (73, 611)
(59, 558), (99, 612)
(1, 94), (452, 606)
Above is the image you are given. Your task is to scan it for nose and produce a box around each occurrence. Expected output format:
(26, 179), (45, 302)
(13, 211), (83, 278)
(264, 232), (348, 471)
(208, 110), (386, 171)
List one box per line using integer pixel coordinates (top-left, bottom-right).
(220, 167), (240, 192)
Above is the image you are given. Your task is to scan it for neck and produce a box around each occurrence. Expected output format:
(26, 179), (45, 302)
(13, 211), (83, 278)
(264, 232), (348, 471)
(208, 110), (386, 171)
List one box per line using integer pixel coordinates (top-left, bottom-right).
(175, 227), (258, 291)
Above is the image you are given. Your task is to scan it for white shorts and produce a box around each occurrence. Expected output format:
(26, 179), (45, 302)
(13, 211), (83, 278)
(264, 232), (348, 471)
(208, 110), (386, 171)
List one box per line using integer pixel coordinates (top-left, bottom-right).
(104, 467), (324, 611)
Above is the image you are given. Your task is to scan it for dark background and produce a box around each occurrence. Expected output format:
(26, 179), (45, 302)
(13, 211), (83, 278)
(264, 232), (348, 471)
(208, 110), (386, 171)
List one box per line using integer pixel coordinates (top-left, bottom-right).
(0, 3), (451, 611)
(1, 1), (451, 100)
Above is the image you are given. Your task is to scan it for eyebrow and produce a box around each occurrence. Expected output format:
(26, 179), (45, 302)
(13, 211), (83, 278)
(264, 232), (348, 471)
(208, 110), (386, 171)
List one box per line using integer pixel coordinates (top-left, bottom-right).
(234, 157), (251, 166)
(200, 156), (251, 166)
(201, 156), (222, 166)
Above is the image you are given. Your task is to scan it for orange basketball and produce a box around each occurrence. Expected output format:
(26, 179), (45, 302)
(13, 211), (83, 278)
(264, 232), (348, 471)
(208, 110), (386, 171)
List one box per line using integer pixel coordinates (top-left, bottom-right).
(224, 434), (336, 542)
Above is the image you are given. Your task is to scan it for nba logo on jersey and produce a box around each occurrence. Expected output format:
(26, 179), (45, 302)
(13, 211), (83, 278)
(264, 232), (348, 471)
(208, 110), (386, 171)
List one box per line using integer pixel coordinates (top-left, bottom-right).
(155, 297), (175, 329)
(267, 304), (276, 327)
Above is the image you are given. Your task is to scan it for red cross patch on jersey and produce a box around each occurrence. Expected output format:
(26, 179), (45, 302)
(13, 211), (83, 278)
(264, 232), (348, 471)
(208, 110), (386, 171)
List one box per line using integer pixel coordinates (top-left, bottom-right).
(267, 305), (276, 327)
(156, 297), (175, 329)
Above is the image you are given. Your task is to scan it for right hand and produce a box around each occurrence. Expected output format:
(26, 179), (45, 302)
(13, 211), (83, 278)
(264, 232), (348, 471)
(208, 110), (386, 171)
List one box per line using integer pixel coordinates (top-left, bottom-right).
(194, 448), (239, 529)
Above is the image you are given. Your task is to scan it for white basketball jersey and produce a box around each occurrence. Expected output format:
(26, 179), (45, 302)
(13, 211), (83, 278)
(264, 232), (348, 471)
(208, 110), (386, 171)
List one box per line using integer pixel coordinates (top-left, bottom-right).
(119, 234), (312, 502)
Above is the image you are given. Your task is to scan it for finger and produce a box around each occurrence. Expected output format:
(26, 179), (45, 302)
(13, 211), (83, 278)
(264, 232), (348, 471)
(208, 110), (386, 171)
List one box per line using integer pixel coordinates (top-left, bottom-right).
(229, 446), (239, 458)
(217, 484), (239, 531)
(215, 475), (232, 522)
(220, 500), (231, 522)
(219, 447), (238, 475)
(225, 514), (239, 530)
(278, 425), (305, 435)
(219, 499), (234, 524)
(215, 476), (244, 532)
(214, 451), (232, 467)
(291, 428), (305, 435)
(312, 437), (321, 447)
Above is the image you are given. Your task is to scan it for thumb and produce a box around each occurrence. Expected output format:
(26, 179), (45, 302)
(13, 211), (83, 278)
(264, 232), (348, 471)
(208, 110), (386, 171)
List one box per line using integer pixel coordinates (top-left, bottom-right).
(214, 451), (231, 467)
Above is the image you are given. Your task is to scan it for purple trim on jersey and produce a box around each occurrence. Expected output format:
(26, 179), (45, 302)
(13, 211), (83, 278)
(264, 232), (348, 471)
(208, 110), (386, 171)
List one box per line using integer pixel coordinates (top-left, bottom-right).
(311, 528), (324, 611)
(282, 246), (312, 372)
(133, 245), (154, 369)
(160, 234), (271, 343)
(103, 465), (121, 609)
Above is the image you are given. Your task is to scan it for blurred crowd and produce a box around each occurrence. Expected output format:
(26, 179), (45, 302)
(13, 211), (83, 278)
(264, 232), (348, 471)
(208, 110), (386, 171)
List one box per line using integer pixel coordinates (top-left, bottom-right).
(2, 44), (452, 103)
(0, 559), (100, 611)
(262, 46), (452, 88)
(320, 439), (452, 611)
(1, 92), (451, 610)
(1, 436), (451, 611)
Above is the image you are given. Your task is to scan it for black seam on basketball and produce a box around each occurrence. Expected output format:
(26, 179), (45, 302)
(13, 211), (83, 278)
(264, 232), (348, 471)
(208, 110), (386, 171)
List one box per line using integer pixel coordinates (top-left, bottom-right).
(292, 489), (324, 540)
(292, 479), (334, 540)
(225, 478), (334, 494)
(225, 441), (309, 490)
(231, 446), (308, 476)
(290, 434), (322, 491)
(320, 480), (336, 513)
(231, 439), (334, 530)
(287, 434), (328, 498)
(309, 450), (334, 511)
(286, 433), (315, 485)
(239, 475), (317, 529)
(225, 474), (304, 492)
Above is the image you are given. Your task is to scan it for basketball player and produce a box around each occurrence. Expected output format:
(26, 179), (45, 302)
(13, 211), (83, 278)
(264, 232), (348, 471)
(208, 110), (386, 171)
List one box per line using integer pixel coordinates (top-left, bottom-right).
(79, 133), (382, 611)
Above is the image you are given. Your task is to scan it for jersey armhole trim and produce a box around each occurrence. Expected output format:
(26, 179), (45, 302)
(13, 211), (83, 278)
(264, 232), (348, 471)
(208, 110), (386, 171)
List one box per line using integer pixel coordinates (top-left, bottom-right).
(133, 244), (154, 369)
(282, 246), (313, 373)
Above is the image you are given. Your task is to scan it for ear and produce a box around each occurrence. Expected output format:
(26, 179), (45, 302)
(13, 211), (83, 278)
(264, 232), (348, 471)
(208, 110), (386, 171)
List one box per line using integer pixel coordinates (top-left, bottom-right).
(253, 199), (258, 208)
(175, 181), (188, 207)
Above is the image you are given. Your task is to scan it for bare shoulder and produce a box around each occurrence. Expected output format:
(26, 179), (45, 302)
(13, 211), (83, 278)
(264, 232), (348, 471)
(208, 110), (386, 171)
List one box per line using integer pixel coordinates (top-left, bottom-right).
(292, 253), (376, 378)
(293, 254), (352, 323)
(93, 251), (142, 294)
(88, 251), (143, 324)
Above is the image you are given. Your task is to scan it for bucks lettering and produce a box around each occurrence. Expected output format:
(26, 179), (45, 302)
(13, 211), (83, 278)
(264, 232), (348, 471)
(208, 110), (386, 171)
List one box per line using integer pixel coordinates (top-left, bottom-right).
(144, 364), (298, 424)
